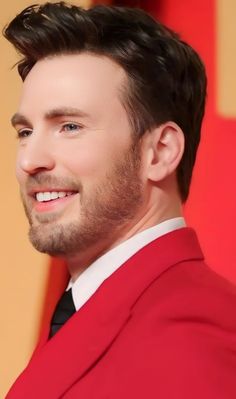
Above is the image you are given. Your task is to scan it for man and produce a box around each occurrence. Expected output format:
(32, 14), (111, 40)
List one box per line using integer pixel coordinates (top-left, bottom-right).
(4, 2), (236, 398)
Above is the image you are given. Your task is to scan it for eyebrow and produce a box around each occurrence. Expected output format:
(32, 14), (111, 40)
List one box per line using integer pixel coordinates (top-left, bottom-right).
(11, 107), (90, 128)
(11, 113), (30, 128)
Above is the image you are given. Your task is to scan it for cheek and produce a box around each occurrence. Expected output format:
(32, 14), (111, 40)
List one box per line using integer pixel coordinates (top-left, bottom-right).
(60, 142), (112, 179)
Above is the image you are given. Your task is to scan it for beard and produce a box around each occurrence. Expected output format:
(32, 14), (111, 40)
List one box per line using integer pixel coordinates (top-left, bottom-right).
(21, 140), (144, 257)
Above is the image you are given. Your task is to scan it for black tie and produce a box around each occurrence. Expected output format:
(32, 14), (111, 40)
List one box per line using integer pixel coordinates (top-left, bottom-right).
(49, 288), (76, 338)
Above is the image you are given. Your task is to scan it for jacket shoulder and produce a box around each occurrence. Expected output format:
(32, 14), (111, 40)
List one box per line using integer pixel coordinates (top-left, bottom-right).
(133, 258), (236, 327)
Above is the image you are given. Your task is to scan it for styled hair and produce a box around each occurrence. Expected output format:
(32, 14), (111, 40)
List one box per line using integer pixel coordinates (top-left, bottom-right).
(4, 2), (207, 201)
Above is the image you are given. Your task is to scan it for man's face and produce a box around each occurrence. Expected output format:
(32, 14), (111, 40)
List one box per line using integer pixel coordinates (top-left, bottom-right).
(13, 53), (144, 257)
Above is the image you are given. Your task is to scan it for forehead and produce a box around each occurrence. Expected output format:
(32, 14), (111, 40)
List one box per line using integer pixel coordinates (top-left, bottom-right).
(19, 53), (127, 115)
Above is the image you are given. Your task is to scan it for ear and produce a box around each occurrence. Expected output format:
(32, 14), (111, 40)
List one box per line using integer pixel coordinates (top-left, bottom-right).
(145, 122), (185, 182)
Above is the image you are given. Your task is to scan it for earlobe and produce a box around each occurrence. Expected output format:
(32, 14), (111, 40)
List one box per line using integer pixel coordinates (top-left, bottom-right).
(147, 122), (185, 182)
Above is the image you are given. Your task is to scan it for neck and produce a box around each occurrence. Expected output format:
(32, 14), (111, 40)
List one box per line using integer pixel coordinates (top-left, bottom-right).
(65, 190), (183, 281)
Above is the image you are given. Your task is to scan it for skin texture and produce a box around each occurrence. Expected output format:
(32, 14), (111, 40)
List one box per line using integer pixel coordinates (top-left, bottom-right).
(12, 53), (184, 279)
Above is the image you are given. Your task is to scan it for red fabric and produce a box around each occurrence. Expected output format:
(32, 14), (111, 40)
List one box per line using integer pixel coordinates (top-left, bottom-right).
(7, 229), (236, 398)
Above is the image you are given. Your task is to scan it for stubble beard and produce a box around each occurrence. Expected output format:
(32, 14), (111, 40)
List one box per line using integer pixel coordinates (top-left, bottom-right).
(21, 140), (144, 257)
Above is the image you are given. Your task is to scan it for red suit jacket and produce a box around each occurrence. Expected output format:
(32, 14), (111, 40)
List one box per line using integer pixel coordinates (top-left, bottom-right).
(6, 228), (236, 398)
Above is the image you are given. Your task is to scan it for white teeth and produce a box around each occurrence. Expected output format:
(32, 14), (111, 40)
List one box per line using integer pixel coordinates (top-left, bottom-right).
(58, 191), (67, 198)
(51, 191), (59, 200)
(35, 191), (73, 202)
(43, 192), (51, 201)
(36, 192), (45, 202)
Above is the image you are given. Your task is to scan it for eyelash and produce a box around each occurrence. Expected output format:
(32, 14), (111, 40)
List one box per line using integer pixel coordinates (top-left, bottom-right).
(16, 122), (82, 139)
(61, 123), (82, 133)
(17, 129), (32, 139)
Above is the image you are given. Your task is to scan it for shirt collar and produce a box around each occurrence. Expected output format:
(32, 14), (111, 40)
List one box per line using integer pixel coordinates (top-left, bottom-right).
(68, 217), (186, 311)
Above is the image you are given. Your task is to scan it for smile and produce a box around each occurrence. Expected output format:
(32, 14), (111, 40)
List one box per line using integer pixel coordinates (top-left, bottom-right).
(35, 191), (74, 202)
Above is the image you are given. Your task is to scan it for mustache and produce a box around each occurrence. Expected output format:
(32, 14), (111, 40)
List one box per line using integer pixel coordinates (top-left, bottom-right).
(24, 173), (82, 192)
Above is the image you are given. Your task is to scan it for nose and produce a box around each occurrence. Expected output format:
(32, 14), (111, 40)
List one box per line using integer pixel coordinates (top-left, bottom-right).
(17, 132), (55, 176)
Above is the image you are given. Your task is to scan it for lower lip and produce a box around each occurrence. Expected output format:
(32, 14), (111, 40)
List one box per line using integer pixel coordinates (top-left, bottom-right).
(33, 194), (78, 213)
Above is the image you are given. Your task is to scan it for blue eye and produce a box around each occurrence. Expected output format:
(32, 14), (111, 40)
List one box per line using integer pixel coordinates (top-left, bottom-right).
(62, 123), (80, 132)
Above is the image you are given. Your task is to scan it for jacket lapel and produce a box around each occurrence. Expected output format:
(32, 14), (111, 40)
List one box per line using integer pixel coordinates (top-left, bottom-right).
(6, 228), (203, 398)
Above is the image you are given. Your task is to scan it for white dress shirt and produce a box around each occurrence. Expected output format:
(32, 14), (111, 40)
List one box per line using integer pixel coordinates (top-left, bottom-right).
(67, 217), (186, 311)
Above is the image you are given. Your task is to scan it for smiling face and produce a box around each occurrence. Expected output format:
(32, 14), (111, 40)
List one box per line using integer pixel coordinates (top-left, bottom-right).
(13, 53), (144, 259)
